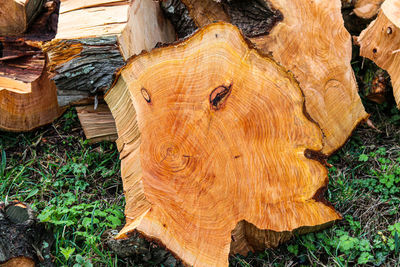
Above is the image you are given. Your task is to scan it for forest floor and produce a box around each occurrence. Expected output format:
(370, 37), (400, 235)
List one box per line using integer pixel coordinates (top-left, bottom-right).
(1, 57), (400, 266)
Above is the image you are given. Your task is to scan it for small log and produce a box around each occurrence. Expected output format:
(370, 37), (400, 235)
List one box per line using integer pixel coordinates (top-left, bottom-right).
(76, 104), (117, 143)
(105, 22), (341, 267)
(358, 0), (400, 108)
(165, 0), (368, 155)
(43, 0), (175, 106)
(0, 0), (43, 35)
(0, 0), (63, 131)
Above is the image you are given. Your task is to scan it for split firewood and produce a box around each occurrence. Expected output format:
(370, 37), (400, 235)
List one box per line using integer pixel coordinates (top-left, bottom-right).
(163, 0), (368, 155)
(43, 0), (175, 106)
(0, 201), (53, 267)
(105, 22), (341, 267)
(0, 0), (63, 131)
(76, 104), (117, 143)
(358, 0), (400, 108)
(0, 40), (62, 131)
(0, 0), (43, 35)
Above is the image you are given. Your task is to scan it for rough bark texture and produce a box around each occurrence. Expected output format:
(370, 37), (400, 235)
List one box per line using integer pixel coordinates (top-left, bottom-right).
(161, 0), (197, 39)
(103, 229), (184, 266)
(0, 202), (53, 267)
(0, 0), (44, 35)
(76, 104), (118, 143)
(43, 0), (175, 106)
(105, 22), (341, 267)
(172, 0), (368, 155)
(358, 0), (400, 108)
(43, 36), (125, 105)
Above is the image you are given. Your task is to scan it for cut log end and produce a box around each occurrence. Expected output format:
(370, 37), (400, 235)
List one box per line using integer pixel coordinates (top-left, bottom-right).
(106, 22), (341, 267)
(358, 0), (400, 108)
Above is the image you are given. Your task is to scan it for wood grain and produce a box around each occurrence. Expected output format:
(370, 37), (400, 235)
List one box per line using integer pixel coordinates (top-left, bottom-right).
(105, 22), (341, 267)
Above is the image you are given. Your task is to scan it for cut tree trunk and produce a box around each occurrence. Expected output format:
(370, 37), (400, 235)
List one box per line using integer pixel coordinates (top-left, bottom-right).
(105, 22), (341, 267)
(42, 0), (176, 106)
(358, 0), (400, 108)
(0, 0), (43, 35)
(164, 0), (368, 155)
(76, 104), (117, 143)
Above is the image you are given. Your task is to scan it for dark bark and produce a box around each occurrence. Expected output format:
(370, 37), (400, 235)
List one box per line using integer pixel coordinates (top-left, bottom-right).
(0, 202), (53, 266)
(161, 0), (197, 38)
(44, 36), (125, 106)
(162, 0), (283, 39)
(221, 0), (283, 37)
(102, 229), (184, 266)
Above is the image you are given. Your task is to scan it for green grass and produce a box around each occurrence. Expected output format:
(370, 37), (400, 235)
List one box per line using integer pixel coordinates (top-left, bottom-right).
(1, 59), (400, 266)
(0, 111), (125, 266)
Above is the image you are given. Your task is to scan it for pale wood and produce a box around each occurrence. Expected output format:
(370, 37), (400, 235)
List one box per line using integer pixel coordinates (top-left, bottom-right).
(105, 22), (341, 267)
(76, 104), (118, 143)
(0, 0), (43, 35)
(358, 0), (400, 108)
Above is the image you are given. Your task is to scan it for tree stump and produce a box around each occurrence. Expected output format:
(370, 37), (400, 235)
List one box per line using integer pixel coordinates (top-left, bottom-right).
(105, 22), (341, 267)
(358, 0), (400, 108)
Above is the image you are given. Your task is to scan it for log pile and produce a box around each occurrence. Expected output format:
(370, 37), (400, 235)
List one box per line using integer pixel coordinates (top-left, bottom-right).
(0, 0), (44, 35)
(1, 0), (395, 266)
